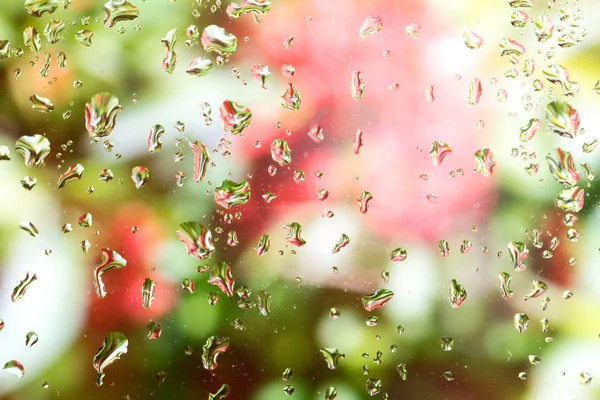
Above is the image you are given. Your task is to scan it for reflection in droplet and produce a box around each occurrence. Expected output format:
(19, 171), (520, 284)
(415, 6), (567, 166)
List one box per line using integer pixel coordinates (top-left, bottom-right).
(360, 15), (383, 38)
(161, 28), (177, 74)
(214, 179), (251, 209)
(555, 186), (584, 213)
(514, 313), (529, 333)
(219, 100), (252, 135)
(202, 25), (237, 56)
(131, 166), (150, 189)
(93, 332), (128, 386)
(3, 360), (25, 379)
(361, 289), (394, 312)
(545, 100), (580, 139)
(56, 164), (84, 189)
(85, 93), (123, 140)
(208, 262), (235, 296)
(19, 221), (39, 237)
(283, 222), (306, 247)
(15, 135), (50, 168)
(202, 336), (230, 371)
(103, 0), (139, 28)
(29, 94), (54, 113)
(93, 249), (127, 298)
(507, 241), (528, 271)
(350, 70), (365, 100)
(141, 278), (156, 309)
(11, 272), (37, 302)
(320, 348), (345, 370)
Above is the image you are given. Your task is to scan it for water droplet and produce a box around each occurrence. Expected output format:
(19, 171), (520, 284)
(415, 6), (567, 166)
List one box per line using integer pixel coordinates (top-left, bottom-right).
(161, 28), (177, 73)
(281, 83), (301, 111)
(473, 148), (496, 177)
(405, 23), (421, 39)
(542, 64), (579, 97)
(25, 332), (39, 347)
(283, 222), (306, 247)
(19, 221), (39, 237)
(507, 241), (528, 272)
(510, 10), (529, 27)
(545, 100), (580, 139)
(80, 240), (91, 253)
(23, 27), (42, 53)
(93, 332), (128, 386)
(145, 320), (162, 340)
(208, 384), (231, 400)
(202, 335), (230, 371)
(350, 70), (365, 100)
(468, 78), (482, 105)
(29, 94), (54, 113)
(76, 213), (91, 228)
(85, 93), (122, 140)
(307, 125), (324, 143)
(580, 372), (593, 385)
(357, 190), (373, 214)
(55, 163), (84, 189)
(361, 289), (394, 312)
(390, 247), (408, 262)
(320, 348), (345, 370)
(449, 279), (467, 308)
(528, 355), (541, 365)
(226, 0), (271, 19)
(499, 38), (525, 57)
(270, 139), (292, 166)
(438, 240), (450, 257)
(519, 118), (541, 142)
(186, 57), (213, 77)
(533, 16), (554, 42)
(14, 135), (50, 169)
(141, 278), (156, 309)
(11, 272), (37, 302)
(214, 179), (251, 209)
(523, 280), (548, 301)
(555, 186), (584, 213)
(430, 141), (452, 166)
(396, 363), (408, 380)
(546, 148), (579, 186)
(92, 249), (127, 298)
(442, 371), (455, 381)
(353, 129), (363, 154)
(176, 222), (215, 260)
(459, 240), (472, 254)
(208, 262), (235, 296)
(257, 290), (271, 316)
(497, 272), (514, 300)
(130, 166), (149, 189)
(281, 367), (293, 381)
(219, 100), (252, 135)
(250, 64), (270, 88)
(365, 378), (382, 396)
(3, 360), (25, 379)
(202, 25), (237, 56)
(103, 0), (138, 28)
(514, 313), (529, 333)
(332, 234), (350, 254)
(440, 337), (454, 351)
(329, 307), (340, 319)
(255, 234), (270, 256)
(74, 29), (94, 47)
(359, 15), (383, 38)
(562, 290), (574, 299)
(463, 28), (483, 49)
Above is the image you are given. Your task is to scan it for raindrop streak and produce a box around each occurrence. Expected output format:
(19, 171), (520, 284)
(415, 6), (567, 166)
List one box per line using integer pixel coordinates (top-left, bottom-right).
(430, 141), (452, 166)
(85, 93), (123, 139)
(546, 148), (579, 186)
(3, 360), (25, 379)
(29, 95), (54, 113)
(202, 25), (237, 56)
(498, 272), (514, 299)
(359, 15), (383, 38)
(320, 348), (345, 370)
(271, 139), (292, 166)
(514, 313), (529, 333)
(131, 166), (150, 189)
(141, 278), (156, 309)
(161, 28), (177, 74)
(189, 140), (210, 183)
(208, 262), (235, 296)
(93, 332), (128, 386)
(473, 148), (496, 177)
(214, 179), (251, 209)
(281, 83), (301, 111)
(202, 336), (230, 371)
(283, 222), (306, 247)
(25, 0), (59, 17)
(147, 124), (165, 153)
(219, 100), (252, 135)
(351, 70), (365, 100)
(361, 289), (394, 312)
(449, 279), (467, 308)
(103, 0), (139, 28)
(56, 164), (84, 189)
(332, 234), (350, 254)
(545, 100), (580, 139)
(507, 241), (528, 271)
(11, 273), (37, 302)
(93, 248), (127, 298)
(15, 134), (51, 168)
(226, 0), (271, 19)
(176, 222), (215, 260)
(524, 280), (548, 301)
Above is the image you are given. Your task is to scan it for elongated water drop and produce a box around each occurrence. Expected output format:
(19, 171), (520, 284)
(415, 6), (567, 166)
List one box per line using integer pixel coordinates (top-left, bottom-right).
(19, 221), (39, 237)
(507, 241), (528, 271)
(498, 272), (513, 299)
(219, 100), (252, 135)
(449, 279), (467, 307)
(23, 27), (42, 53)
(209, 384), (231, 400)
(93, 249), (127, 298)
(468, 78), (482, 105)
(25, 0), (58, 17)
(208, 262), (235, 296)
(147, 124), (164, 153)
(161, 28), (177, 73)
(357, 191), (373, 214)
(214, 179), (250, 209)
(524, 280), (548, 301)
(202, 336), (230, 371)
(186, 57), (213, 77)
(11, 272), (37, 302)
(281, 83), (301, 111)
(320, 348), (345, 370)
(546, 148), (579, 186)
(473, 148), (496, 177)
(257, 290), (271, 316)
(93, 332), (128, 386)
(361, 289), (394, 312)
(176, 222), (215, 260)
(25, 332), (39, 347)
(103, 0), (138, 28)
(351, 70), (365, 100)
(542, 64), (579, 97)
(332, 234), (350, 254)
(141, 278), (156, 309)
(255, 234), (270, 256)
(56, 164), (84, 189)
(430, 141), (452, 166)
(463, 28), (483, 49)
(85, 93), (122, 140)
(29, 94), (53, 113)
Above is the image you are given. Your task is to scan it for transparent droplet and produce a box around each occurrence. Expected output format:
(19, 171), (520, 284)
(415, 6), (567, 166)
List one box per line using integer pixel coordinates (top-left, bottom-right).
(390, 247), (407, 262)
(555, 186), (584, 213)
(93, 332), (128, 386)
(186, 57), (213, 77)
(320, 348), (345, 370)
(350, 70), (365, 100)
(214, 179), (251, 209)
(511, 11), (529, 27)
(438, 240), (450, 257)
(161, 28), (177, 73)
(473, 148), (496, 177)
(468, 78), (482, 105)
(3, 360), (25, 379)
(440, 337), (454, 351)
(580, 372), (593, 386)
(498, 272), (513, 299)
(397, 363), (408, 380)
(141, 278), (156, 309)
(507, 241), (528, 271)
(528, 355), (541, 365)
(357, 190), (373, 214)
(359, 15), (383, 38)
(534, 16), (554, 42)
(131, 166), (150, 189)
(283, 222), (306, 247)
(332, 234), (350, 254)
(103, 0), (139, 28)
(405, 23), (421, 39)
(208, 262), (235, 296)
(270, 139), (292, 166)
(11, 272), (37, 302)
(226, 0), (271, 19)
(542, 64), (579, 97)
(208, 384), (231, 400)
(176, 222), (215, 260)
(514, 313), (529, 333)
(545, 100), (580, 139)
(93, 249), (127, 298)
(463, 27), (483, 49)
(202, 25), (237, 56)
(365, 378), (382, 396)
(146, 320), (162, 340)
(74, 29), (94, 47)
(219, 100), (252, 135)
(361, 289), (394, 312)
(499, 38), (525, 57)
(202, 335), (230, 371)
(281, 83), (301, 111)
(25, 332), (39, 347)
(19, 221), (39, 237)
(29, 94), (54, 113)
(23, 27), (42, 53)
(449, 279), (467, 308)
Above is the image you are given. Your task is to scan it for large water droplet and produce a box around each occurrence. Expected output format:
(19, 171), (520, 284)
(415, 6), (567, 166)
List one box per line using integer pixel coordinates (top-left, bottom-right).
(320, 348), (345, 370)
(202, 336), (230, 371)
(93, 249), (127, 298)
(543, 64), (579, 97)
(177, 222), (215, 260)
(25, 0), (58, 17)
(361, 289), (394, 312)
(214, 179), (251, 209)
(281, 83), (301, 111)
(271, 138), (292, 166)
(283, 222), (306, 247)
(3, 360), (25, 379)
(190, 140), (210, 182)
(85, 93), (122, 140)
(131, 166), (150, 189)
(23, 27), (42, 53)
(546, 148), (579, 186)
(219, 100), (252, 135)
(56, 163), (84, 189)
(226, 0), (271, 19)
(449, 279), (467, 307)
(93, 332), (128, 386)
(507, 241), (528, 271)
(29, 94), (54, 113)
(103, 0), (138, 28)
(473, 148), (496, 177)
(186, 57), (213, 77)
(365, 378), (382, 396)
(359, 15), (383, 38)
(555, 186), (584, 213)
(430, 141), (452, 166)
(208, 262), (235, 296)
(15, 134), (50, 168)
(161, 28), (177, 74)
(202, 25), (237, 56)
(545, 100), (580, 139)
(523, 280), (548, 301)
(147, 124), (164, 153)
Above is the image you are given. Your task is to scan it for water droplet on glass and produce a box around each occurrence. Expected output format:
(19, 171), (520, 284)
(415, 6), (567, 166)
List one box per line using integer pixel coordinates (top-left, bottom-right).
(365, 378), (382, 396)
(430, 141), (452, 166)
(332, 234), (350, 254)
(546, 148), (579, 186)
(271, 138), (292, 166)
(507, 241), (528, 271)
(146, 320), (162, 339)
(440, 337), (454, 351)
(359, 15), (383, 38)
(442, 371), (455, 381)
(405, 23), (421, 39)
(3, 360), (25, 379)
(449, 279), (467, 308)
(320, 348), (345, 370)
(283, 222), (306, 247)
(93, 332), (128, 386)
(498, 272), (514, 299)
(542, 64), (579, 97)
(257, 290), (271, 316)
(580, 372), (593, 385)
(499, 38), (525, 57)
(103, 0), (138, 28)
(514, 313), (529, 333)
(208, 384), (231, 400)
(357, 190), (373, 214)
(85, 93), (122, 140)
(19, 221), (39, 237)
(161, 28), (177, 73)
(25, 332), (39, 347)
(255, 234), (270, 256)
(473, 148), (496, 177)
(219, 100), (252, 135)
(281, 83), (301, 111)
(528, 355), (541, 365)
(74, 29), (94, 47)
(555, 186), (584, 213)
(463, 27), (483, 49)
(468, 78), (482, 105)
(350, 70), (365, 100)
(361, 289), (394, 312)
(29, 94), (54, 113)
(226, 0), (271, 19)
(251, 64), (270, 88)
(202, 335), (230, 371)
(131, 166), (149, 189)
(438, 240), (450, 257)
(93, 248), (127, 298)
(11, 272), (37, 302)
(208, 262), (235, 296)
(141, 278), (156, 309)
(202, 25), (237, 56)
(23, 27), (42, 53)
(176, 222), (215, 260)
(545, 100), (580, 139)
(534, 16), (554, 42)
(214, 179), (251, 209)
(15, 135), (50, 168)
(186, 57), (213, 77)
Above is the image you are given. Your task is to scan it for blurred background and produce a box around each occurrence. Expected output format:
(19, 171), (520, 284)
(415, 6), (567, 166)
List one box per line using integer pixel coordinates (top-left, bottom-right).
(0, 0), (599, 398)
